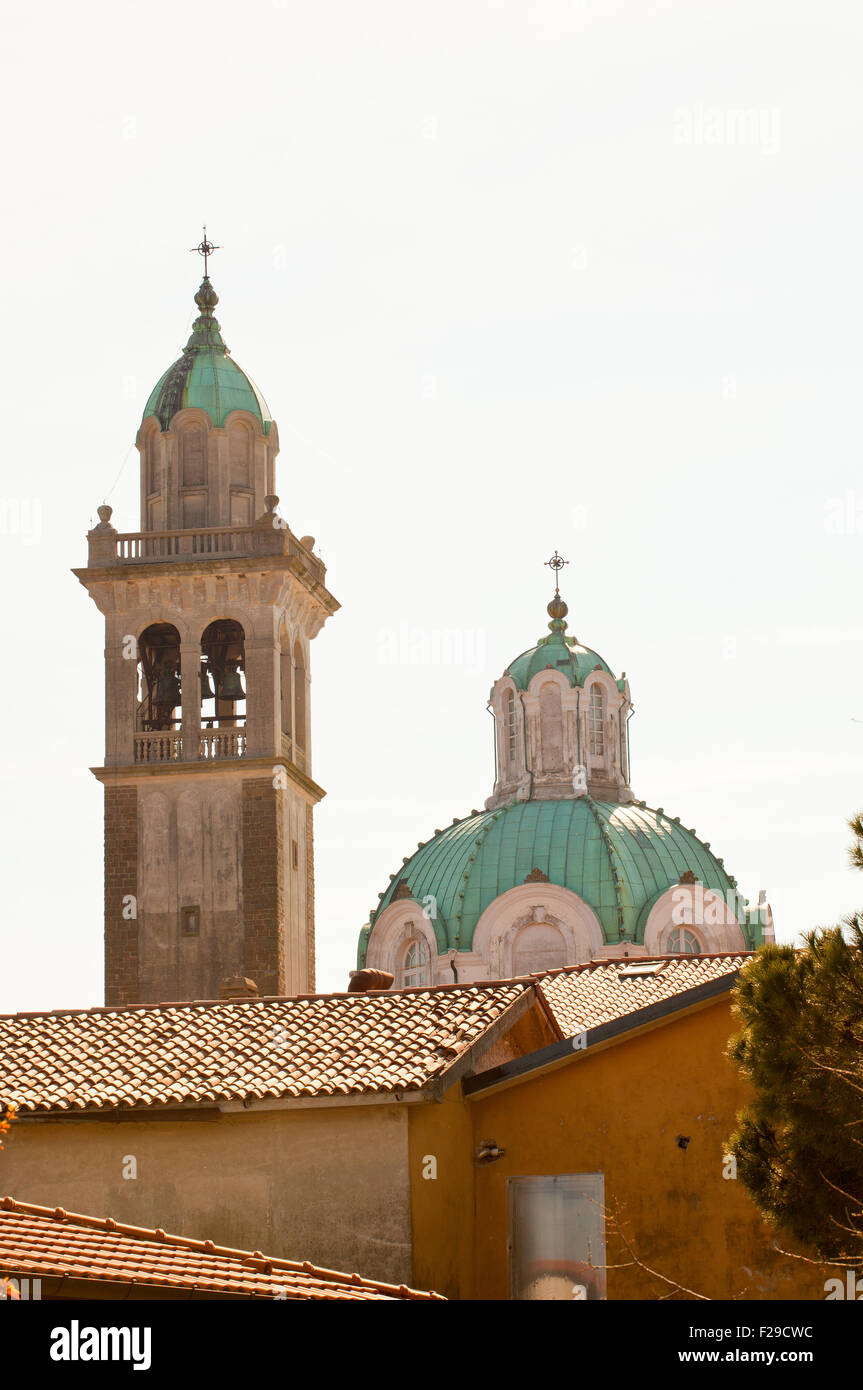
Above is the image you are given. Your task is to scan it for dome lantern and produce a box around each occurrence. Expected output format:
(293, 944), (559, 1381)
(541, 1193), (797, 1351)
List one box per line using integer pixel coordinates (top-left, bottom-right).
(487, 556), (633, 809)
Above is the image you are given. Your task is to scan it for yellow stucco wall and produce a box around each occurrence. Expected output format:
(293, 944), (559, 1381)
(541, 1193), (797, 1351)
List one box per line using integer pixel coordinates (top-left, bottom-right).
(408, 1083), (475, 1300)
(2, 1103), (413, 1286)
(467, 1000), (831, 1301)
(407, 1001), (560, 1300)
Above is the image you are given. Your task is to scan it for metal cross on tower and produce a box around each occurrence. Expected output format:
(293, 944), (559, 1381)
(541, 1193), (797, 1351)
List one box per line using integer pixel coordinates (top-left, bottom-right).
(189, 225), (221, 278)
(544, 549), (569, 595)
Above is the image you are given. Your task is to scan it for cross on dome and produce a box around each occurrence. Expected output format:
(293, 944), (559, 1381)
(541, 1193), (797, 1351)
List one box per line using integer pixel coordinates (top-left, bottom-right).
(544, 550), (570, 627)
(544, 549), (569, 596)
(188, 224), (222, 279)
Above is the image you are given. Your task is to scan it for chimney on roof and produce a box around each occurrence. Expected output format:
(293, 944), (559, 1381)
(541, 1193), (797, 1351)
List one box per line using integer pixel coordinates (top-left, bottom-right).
(219, 977), (259, 1000)
(348, 969), (395, 993)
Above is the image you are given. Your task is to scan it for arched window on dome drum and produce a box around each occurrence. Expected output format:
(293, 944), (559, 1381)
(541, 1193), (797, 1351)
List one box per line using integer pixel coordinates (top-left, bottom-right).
(539, 683), (564, 771)
(180, 423), (206, 488)
(400, 937), (430, 987)
(136, 624), (181, 732)
(506, 689), (518, 767)
(228, 422), (254, 526)
(229, 422), (251, 487)
(588, 685), (605, 759)
(200, 620), (246, 731)
(665, 927), (701, 955)
(146, 436), (161, 496)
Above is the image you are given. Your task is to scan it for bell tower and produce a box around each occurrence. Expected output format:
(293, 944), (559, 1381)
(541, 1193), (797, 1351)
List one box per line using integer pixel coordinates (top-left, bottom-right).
(73, 244), (339, 1006)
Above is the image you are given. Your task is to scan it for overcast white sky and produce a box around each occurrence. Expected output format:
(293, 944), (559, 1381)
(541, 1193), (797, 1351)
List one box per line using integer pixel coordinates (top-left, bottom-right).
(1, 0), (862, 1011)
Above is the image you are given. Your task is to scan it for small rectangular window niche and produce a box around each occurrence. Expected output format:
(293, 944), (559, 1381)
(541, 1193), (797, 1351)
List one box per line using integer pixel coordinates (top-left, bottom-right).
(182, 906), (201, 937)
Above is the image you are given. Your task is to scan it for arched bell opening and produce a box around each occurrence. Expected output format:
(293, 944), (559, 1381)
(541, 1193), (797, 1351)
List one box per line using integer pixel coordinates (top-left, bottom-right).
(200, 620), (246, 730)
(137, 623), (182, 732)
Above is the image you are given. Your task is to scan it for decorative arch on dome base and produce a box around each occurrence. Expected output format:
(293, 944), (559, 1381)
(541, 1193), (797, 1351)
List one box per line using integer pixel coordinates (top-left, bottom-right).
(640, 884), (748, 956)
(365, 899), (447, 986)
(472, 883), (605, 978)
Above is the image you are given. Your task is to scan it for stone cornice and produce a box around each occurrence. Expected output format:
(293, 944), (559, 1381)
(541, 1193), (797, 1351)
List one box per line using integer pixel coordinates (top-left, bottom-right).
(72, 554), (339, 619)
(91, 756), (326, 804)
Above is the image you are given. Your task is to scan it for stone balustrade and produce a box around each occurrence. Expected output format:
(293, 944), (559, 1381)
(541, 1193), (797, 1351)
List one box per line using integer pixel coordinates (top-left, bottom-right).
(115, 527), (256, 560)
(199, 729), (247, 761)
(133, 728), (249, 763)
(86, 518), (324, 582)
(133, 731), (183, 763)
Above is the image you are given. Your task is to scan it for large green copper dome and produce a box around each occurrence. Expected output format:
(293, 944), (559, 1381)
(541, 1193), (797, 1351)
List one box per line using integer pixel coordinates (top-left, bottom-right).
(142, 277), (273, 433)
(358, 798), (755, 967)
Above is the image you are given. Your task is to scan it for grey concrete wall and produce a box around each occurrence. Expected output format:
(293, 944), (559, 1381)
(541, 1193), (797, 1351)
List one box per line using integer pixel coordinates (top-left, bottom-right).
(138, 777), (245, 1004)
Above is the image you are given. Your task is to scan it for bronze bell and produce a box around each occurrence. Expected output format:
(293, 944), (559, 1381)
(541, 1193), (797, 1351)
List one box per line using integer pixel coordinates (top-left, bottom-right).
(218, 661), (245, 703)
(200, 665), (215, 700)
(155, 668), (181, 707)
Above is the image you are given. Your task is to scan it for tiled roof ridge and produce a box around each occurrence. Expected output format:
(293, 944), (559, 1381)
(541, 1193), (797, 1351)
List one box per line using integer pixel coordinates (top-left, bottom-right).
(532, 951), (753, 981)
(0, 1195), (444, 1300)
(0, 976), (534, 1023)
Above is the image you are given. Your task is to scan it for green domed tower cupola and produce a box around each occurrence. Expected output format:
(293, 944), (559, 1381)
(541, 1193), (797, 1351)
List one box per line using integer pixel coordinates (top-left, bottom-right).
(357, 555), (773, 988)
(142, 277), (273, 435)
(136, 257), (280, 534)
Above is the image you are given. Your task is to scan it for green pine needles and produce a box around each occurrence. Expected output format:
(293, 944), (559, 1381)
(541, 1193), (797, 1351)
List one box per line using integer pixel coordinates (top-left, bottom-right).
(726, 817), (863, 1272)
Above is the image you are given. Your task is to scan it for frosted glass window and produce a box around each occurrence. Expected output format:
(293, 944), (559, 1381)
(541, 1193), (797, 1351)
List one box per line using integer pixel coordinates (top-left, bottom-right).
(509, 1174), (606, 1301)
(401, 938), (430, 987)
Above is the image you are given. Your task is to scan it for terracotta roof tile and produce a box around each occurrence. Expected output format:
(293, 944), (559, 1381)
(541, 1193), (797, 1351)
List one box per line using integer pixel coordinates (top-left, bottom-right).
(536, 953), (750, 1037)
(0, 1196), (443, 1301)
(0, 981), (530, 1114)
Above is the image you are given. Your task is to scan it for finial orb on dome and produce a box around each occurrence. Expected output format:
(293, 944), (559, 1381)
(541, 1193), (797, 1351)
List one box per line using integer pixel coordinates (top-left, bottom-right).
(547, 593), (568, 622)
(194, 277), (219, 313)
(547, 591), (569, 635)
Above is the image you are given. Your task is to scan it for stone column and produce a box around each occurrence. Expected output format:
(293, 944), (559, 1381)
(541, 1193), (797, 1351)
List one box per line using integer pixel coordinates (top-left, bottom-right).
(105, 621), (139, 767)
(180, 641), (201, 762)
(243, 637), (280, 760)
